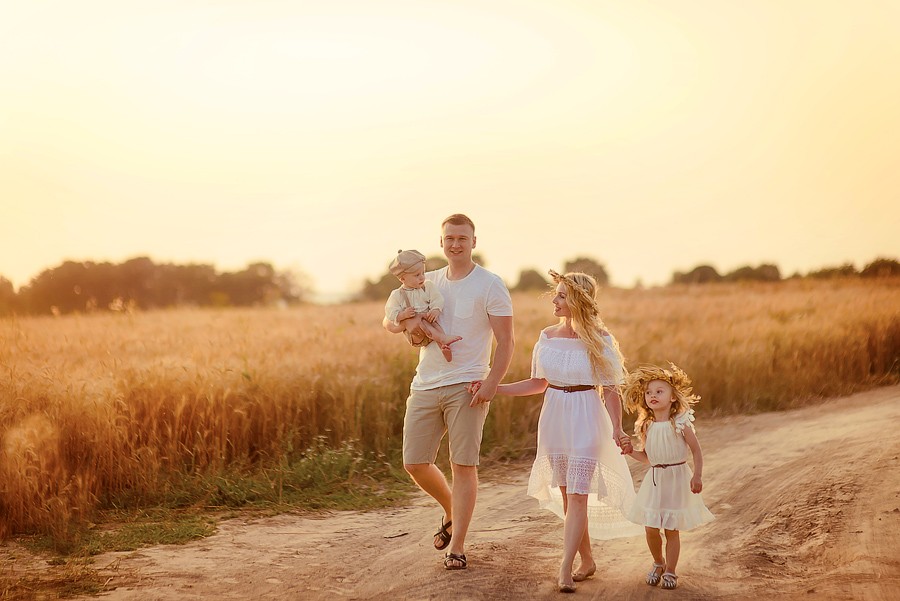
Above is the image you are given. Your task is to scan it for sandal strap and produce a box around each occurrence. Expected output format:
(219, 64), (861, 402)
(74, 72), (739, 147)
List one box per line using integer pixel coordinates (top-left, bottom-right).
(444, 552), (467, 567)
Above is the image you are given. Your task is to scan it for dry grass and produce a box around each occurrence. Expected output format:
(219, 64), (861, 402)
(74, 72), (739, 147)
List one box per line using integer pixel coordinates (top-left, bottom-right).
(1, 279), (898, 543)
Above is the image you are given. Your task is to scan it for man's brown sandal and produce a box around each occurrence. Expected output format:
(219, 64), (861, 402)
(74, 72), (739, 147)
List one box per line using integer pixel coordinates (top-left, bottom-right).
(433, 518), (452, 550)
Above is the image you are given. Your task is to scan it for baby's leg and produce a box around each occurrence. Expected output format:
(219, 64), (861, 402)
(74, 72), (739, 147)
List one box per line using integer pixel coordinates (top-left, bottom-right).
(401, 315), (430, 346)
(418, 320), (461, 348)
(663, 529), (680, 574)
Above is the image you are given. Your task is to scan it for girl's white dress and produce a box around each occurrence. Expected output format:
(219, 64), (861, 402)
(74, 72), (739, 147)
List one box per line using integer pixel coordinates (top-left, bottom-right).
(626, 410), (715, 531)
(528, 331), (643, 540)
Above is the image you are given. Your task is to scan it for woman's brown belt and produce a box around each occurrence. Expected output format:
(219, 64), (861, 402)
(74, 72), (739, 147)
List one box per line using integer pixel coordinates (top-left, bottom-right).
(546, 384), (596, 393)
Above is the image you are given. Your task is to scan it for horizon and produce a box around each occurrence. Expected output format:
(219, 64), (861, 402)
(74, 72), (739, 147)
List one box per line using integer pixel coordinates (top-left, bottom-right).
(3, 1), (899, 296)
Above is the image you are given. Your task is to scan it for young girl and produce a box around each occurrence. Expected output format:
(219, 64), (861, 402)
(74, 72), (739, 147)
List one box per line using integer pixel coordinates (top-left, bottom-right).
(622, 363), (714, 591)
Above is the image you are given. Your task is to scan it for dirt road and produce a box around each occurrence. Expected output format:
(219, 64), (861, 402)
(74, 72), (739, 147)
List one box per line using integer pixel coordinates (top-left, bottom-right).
(81, 386), (900, 600)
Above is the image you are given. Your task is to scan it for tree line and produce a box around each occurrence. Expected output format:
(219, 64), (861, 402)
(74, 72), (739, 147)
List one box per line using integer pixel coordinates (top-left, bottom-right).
(0, 257), (308, 316)
(358, 255), (900, 302)
(1, 255), (897, 317)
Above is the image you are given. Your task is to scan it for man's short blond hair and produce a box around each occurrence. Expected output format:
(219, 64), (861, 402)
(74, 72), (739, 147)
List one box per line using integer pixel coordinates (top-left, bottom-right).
(441, 213), (475, 234)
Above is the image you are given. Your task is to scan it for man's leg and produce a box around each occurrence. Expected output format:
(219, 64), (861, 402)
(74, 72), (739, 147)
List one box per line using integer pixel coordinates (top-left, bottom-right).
(403, 387), (450, 547)
(404, 463), (453, 538)
(445, 462), (477, 564)
(441, 383), (489, 567)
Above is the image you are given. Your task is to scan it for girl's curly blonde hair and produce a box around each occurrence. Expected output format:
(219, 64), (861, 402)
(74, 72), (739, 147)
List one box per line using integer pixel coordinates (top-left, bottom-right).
(548, 270), (625, 386)
(622, 363), (700, 444)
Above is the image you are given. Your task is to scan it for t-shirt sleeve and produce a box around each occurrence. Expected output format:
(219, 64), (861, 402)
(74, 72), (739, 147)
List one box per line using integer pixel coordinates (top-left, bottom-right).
(486, 276), (514, 317)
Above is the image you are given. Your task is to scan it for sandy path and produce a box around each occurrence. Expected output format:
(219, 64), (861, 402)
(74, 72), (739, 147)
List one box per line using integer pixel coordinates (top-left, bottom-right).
(81, 386), (900, 600)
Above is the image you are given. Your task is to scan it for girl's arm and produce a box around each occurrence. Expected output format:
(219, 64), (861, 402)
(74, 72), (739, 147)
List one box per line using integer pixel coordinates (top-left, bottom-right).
(683, 427), (704, 493)
(628, 449), (649, 464)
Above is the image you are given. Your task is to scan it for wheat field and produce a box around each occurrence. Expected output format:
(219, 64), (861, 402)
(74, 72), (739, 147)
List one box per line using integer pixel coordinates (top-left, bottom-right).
(1, 279), (898, 541)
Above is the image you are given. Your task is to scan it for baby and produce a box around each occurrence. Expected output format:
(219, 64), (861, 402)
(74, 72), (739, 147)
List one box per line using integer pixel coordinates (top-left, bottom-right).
(384, 249), (461, 362)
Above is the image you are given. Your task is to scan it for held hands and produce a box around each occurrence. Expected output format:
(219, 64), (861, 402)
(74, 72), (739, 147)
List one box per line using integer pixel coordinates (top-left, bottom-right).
(468, 379), (496, 406)
(397, 307), (416, 321)
(690, 473), (703, 494)
(613, 428), (633, 455)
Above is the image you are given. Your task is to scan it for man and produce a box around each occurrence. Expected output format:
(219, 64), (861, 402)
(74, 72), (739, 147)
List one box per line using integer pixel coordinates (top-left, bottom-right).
(383, 213), (515, 570)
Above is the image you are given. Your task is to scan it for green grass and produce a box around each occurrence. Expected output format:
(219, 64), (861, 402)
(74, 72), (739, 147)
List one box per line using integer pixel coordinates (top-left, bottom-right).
(1, 442), (414, 600)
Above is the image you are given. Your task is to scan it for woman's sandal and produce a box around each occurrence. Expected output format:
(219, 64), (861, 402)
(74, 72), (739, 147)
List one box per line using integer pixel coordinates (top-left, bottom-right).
(661, 572), (678, 590)
(443, 552), (467, 570)
(433, 518), (452, 550)
(646, 562), (666, 586)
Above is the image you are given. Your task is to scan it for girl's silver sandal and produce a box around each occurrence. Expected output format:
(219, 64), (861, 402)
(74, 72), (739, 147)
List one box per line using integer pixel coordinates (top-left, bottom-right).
(661, 572), (678, 590)
(646, 562), (666, 586)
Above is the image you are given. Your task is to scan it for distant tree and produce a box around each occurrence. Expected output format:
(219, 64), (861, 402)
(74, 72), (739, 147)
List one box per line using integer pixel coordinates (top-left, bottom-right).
(672, 265), (722, 285)
(0, 276), (17, 316)
(723, 264), (781, 283)
(514, 269), (549, 292)
(562, 257), (609, 286)
(860, 257), (900, 278)
(807, 263), (858, 279)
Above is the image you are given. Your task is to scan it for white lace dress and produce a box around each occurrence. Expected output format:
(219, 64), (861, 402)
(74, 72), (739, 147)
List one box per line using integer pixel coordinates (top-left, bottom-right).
(626, 410), (715, 531)
(527, 331), (642, 540)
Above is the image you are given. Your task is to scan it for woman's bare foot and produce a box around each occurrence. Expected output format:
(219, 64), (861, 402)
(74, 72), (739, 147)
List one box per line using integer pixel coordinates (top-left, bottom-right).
(572, 561), (596, 582)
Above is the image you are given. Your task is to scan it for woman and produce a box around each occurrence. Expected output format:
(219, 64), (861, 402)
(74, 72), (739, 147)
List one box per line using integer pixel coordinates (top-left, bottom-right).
(471, 271), (640, 592)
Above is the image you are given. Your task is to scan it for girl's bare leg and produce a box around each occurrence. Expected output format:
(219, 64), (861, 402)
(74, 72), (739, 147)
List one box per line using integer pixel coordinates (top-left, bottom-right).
(663, 529), (680, 574)
(646, 527), (664, 563)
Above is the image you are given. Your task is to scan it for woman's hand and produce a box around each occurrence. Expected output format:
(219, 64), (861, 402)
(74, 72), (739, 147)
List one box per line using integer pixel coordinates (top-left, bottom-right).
(467, 381), (483, 395)
(613, 429), (633, 455)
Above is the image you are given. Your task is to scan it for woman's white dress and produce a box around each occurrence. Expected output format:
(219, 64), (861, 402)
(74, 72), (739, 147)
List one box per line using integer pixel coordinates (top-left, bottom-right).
(527, 331), (642, 540)
(626, 410), (715, 531)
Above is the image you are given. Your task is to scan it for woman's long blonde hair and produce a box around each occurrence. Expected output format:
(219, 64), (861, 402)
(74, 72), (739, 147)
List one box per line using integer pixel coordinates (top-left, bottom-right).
(549, 270), (625, 386)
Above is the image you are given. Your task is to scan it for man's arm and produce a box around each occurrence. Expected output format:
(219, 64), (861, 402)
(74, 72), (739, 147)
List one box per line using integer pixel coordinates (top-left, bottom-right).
(471, 314), (514, 405)
(383, 316), (405, 334)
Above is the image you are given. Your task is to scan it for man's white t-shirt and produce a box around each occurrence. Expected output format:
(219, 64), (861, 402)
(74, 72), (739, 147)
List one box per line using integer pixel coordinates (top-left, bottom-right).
(411, 264), (513, 391)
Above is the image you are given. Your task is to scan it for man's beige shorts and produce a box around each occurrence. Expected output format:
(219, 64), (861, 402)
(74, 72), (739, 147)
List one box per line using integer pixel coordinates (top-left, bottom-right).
(402, 382), (490, 466)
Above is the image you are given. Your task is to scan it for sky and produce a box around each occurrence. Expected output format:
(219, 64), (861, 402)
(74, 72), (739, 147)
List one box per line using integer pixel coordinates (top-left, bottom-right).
(2, 0), (899, 300)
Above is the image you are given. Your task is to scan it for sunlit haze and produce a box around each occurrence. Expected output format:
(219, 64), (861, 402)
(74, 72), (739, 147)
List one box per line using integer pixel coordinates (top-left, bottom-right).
(3, 0), (898, 300)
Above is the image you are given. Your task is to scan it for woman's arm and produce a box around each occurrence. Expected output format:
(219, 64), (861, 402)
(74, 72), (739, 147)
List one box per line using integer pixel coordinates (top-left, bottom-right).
(683, 427), (704, 493)
(602, 385), (632, 454)
(497, 378), (548, 397)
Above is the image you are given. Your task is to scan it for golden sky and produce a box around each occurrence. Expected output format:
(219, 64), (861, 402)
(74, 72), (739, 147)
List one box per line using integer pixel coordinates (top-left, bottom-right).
(2, 0), (899, 298)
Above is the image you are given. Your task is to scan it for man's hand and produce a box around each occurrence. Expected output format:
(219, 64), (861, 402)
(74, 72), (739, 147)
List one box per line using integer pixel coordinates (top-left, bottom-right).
(470, 379), (498, 406)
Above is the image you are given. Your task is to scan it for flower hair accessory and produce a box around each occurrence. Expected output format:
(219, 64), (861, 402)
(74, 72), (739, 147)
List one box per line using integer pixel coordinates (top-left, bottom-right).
(548, 269), (600, 315)
(622, 362), (701, 414)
